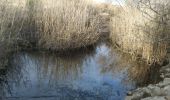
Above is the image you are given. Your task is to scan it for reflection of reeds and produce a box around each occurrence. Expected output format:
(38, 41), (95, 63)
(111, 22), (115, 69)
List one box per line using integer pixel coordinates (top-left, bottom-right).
(0, 0), (100, 69)
(110, 6), (168, 64)
(2, 46), (95, 88)
(0, 0), (27, 70)
(98, 45), (161, 86)
(0, 52), (85, 96)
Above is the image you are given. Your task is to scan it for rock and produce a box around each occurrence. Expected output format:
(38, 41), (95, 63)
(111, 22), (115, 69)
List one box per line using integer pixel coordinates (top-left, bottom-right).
(165, 73), (170, 78)
(160, 73), (165, 78)
(142, 85), (163, 96)
(165, 68), (170, 73)
(142, 87), (152, 96)
(158, 78), (170, 87)
(165, 96), (170, 100)
(128, 89), (151, 100)
(126, 96), (133, 100)
(148, 85), (156, 89)
(129, 91), (145, 100)
(127, 91), (133, 96)
(126, 55), (170, 100)
(150, 86), (163, 96)
(163, 85), (170, 95)
(160, 68), (170, 74)
(141, 96), (166, 100)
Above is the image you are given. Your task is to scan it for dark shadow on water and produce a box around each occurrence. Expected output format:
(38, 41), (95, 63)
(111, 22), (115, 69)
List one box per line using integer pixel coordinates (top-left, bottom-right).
(0, 42), (162, 100)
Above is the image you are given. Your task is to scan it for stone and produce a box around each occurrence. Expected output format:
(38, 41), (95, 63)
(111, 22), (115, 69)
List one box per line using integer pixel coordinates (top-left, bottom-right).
(160, 65), (170, 73)
(165, 73), (170, 78)
(150, 86), (163, 96)
(141, 96), (166, 100)
(128, 89), (152, 100)
(164, 68), (170, 73)
(163, 85), (170, 95)
(127, 91), (133, 96)
(158, 78), (170, 87)
(148, 85), (155, 89)
(160, 73), (165, 78)
(130, 91), (145, 100)
(125, 96), (133, 100)
(142, 87), (152, 96)
(126, 54), (170, 100)
(165, 96), (170, 100)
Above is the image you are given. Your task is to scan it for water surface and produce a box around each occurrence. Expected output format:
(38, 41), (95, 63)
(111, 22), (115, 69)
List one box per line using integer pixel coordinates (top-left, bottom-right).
(0, 43), (160, 100)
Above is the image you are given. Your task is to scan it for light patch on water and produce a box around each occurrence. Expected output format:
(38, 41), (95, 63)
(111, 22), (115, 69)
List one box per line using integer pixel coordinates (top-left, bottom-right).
(0, 43), (157, 100)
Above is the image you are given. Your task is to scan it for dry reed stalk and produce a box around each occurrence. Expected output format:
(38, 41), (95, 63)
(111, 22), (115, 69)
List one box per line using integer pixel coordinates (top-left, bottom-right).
(110, 6), (168, 64)
(0, 0), (100, 51)
(35, 0), (100, 50)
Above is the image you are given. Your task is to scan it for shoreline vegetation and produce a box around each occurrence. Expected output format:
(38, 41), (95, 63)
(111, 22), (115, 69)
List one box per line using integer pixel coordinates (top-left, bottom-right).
(0, 0), (100, 49)
(0, 0), (170, 69)
(110, 1), (170, 65)
(0, 0), (100, 69)
(0, 0), (170, 99)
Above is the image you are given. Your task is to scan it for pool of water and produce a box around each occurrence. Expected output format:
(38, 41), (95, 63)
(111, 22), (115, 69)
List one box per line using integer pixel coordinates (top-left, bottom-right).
(0, 43), (160, 100)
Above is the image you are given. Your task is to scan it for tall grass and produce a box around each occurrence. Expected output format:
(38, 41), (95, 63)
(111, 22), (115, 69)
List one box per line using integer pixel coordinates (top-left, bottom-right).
(0, 0), (27, 69)
(0, 0), (27, 43)
(0, 0), (100, 69)
(34, 0), (100, 50)
(110, 6), (169, 64)
(0, 0), (100, 51)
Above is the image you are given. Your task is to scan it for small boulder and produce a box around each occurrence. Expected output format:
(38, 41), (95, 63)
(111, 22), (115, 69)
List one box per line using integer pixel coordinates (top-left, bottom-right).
(141, 96), (166, 100)
(150, 86), (163, 96)
(163, 85), (170, 95)
(158, 78), (170, 87)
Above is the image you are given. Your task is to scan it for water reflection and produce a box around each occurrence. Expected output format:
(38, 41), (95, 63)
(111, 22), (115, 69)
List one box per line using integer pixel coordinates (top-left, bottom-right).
(0, 43), (161, 100)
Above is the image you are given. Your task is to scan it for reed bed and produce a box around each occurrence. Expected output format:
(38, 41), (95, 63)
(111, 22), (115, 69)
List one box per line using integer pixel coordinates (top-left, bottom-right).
(0, 0), (27, 69)
(0, 0), (25, 47)
(1, 0), (169, 67)
(0, 0), (100, 51)
(110, 6), (169, 64)
(0, 0), (100, 69)
(34, 0), (100, 50)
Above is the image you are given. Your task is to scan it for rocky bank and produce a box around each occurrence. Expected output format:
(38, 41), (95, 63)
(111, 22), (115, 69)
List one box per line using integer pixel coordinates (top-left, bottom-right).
(126, 54), (170, 100)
